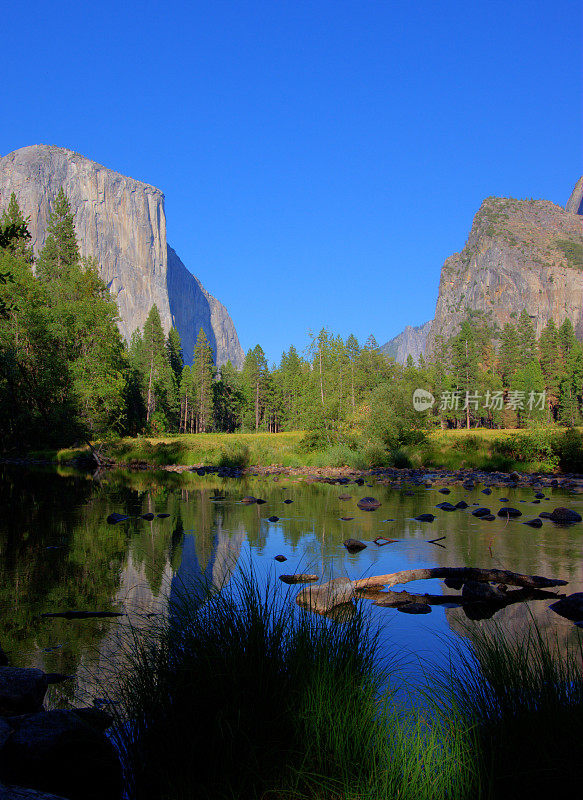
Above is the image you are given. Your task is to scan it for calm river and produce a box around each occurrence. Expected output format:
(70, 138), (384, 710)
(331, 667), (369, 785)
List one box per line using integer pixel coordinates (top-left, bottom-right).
(1, 465), (582, 706)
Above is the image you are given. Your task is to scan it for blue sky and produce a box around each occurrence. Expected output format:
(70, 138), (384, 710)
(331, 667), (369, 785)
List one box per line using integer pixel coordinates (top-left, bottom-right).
(1, 0), (581, 364)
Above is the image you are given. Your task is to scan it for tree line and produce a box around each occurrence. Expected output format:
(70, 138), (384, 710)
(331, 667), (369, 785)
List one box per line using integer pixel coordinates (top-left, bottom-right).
(1, 191), (582, 453)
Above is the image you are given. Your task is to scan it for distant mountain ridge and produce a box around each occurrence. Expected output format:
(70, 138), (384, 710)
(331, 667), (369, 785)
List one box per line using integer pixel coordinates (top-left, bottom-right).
(379, 320), (432, 364)
(0, 145), (244, 367)
(380, 178), (583, 362)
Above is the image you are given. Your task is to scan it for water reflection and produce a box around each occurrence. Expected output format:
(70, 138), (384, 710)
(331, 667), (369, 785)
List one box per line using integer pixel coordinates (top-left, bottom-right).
(0, 465), (582, 704)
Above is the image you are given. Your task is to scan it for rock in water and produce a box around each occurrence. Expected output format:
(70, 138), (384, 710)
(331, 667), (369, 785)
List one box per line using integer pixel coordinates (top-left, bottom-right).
(0, 710), (122, 800)
(343, 539), (367, 553)
(550, 593), (583, 621)
(436, 502), (456, 511)
(415, 513), (435, 522)
(279, 574), (318, 585)
(472, 507), (491, 518)
(357, 497), (381, 510)
(0, 668), (48, 716)
(397, 603), (432, 615)
(524, 518), (543, 528)
(549, 507), (582, 523)
(106, 513), (129, 524)
(497, 507), (522, 518)
(0, 145), (243, 369)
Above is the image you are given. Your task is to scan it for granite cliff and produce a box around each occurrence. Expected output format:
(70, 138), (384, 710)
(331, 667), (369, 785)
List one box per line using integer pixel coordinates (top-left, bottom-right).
(426, 191), (583, 354)
(379, 320), (432, 364)
(381, 180), (583, 361)
(0, 145), (244, 367)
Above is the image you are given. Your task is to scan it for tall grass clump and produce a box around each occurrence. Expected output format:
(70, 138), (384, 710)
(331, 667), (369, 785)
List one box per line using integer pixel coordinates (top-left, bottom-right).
(108, 570), (478, 800)
(435, 622), (583, 798)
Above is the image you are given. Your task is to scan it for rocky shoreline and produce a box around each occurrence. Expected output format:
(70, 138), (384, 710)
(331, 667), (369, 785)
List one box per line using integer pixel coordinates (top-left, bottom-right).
(1, 456), (583, 491)
(0, 664), (121, 800)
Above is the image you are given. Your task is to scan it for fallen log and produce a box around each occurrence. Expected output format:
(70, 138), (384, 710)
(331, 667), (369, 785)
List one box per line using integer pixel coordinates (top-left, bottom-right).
(295, 567), (568, 615)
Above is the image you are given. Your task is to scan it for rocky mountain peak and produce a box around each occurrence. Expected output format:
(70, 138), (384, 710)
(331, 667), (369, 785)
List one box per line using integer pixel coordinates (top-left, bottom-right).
(0, 145), (243, 367)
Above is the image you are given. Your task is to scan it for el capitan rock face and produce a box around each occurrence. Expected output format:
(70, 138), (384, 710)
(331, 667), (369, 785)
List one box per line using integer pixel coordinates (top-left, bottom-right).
(426, 193), (583, 354)
(0, 144), (243, 367)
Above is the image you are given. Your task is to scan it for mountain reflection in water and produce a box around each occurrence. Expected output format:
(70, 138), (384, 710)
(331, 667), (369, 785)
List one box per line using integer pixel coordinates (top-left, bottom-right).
(0, 465), (582, 706)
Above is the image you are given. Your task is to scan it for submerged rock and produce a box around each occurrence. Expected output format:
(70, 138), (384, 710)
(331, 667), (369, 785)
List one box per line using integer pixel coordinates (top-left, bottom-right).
(279, 574), (318, 585)
(274, 555), (287, 562)
(397, 603), (432, 615)
(267, 516), (280, 522)
(357, 497), (381, 510)
(415, 513), (435, 522)
(241, 496), (257, 504)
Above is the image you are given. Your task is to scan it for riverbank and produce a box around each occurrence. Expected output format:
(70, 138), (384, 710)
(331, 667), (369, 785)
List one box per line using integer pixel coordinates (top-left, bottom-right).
(6, 426), (583, 478)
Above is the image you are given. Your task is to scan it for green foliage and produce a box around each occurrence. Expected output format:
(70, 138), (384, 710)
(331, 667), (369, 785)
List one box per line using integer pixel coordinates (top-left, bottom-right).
(556, 237), (583, 269)
(109, 571), (478, 800)
(438, 622), (583, 798)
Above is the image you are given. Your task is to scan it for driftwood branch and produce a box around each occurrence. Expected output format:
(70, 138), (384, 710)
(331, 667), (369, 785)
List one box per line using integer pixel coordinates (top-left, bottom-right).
(295, 567), (568, 615)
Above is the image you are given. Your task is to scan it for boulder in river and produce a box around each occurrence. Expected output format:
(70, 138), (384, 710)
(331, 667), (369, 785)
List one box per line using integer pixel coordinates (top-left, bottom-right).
(549, 593), (583, 622)
(438, 488), (451, 495)
(397, 603), (432, 615)
(472, 507), (491, 518)
(455, 501), (468, 509)
(436, 502), (456, 511)
(106, 513), (129, 525)
(241, 496), (257, 504)
(549, 507), (582, 523)
(357, 497), (381, 511)
(338, 494), (352, 501)
(0, 709), (122, 800)
(343, 539), (367, 553)
(274, 555), (287, 562)
(497, 507), (522, 518)
(462, 581), (505, 601)
(0, 669), (47, 717)
(267, 516), (280, 522)
(415, 513), (435, 522)
(279, 574), (318, 585)
(524, 518), (543, 528)
(482, 488), (492, 495)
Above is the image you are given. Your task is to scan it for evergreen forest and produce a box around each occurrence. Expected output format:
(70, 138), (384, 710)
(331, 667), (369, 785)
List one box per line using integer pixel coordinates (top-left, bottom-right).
(1, 192), (583, 455)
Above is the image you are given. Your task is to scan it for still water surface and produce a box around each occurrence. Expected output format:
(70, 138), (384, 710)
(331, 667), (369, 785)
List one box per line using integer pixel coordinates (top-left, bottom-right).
(1, 465), (582, 705)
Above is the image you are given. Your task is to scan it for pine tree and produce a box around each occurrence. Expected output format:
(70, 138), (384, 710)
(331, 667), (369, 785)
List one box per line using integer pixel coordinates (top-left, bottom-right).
(242, 345), (269, 431)
(192, 328), (215, 432)
(36, 188), (80, 281)
(516, 310), (536, 366)
(141, 305), (175, 428)
(0, 194), (33, 263)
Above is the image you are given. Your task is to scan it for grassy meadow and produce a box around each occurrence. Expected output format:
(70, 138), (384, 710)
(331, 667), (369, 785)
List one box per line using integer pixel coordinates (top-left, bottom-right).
(33, 425), (583, 473)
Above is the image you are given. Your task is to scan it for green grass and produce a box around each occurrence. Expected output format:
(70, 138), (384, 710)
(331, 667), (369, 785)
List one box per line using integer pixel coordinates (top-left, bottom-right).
(29, 425), (583, 473)
(434, 621), (583, 799)
(106, 570), (479, 800)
